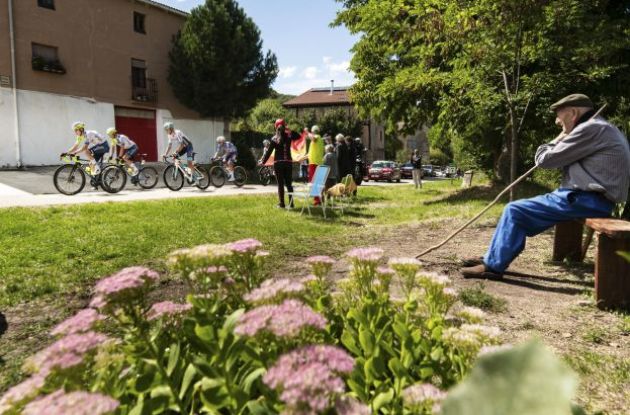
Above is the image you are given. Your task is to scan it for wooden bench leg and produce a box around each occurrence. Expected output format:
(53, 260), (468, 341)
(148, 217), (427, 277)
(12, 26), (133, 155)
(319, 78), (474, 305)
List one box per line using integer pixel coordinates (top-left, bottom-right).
(553, 222), (583, 262)
(595, 234), (630, 310)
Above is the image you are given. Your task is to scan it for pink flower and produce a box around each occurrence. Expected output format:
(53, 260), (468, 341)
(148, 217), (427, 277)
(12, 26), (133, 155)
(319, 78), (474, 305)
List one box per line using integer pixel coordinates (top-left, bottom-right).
(376, 266), (395, 276)
(306, 256), (336, 265)
(335, 395), (371, 415)
(0, 375), (46, 413)
(51, 309), (105, 337)
(402, 383), (446, 408)
(90, 267), (159, 309)
(26, 332), (110, 374)
(146, 301), (192, 321)
(23, 390), (119, 415)
(264, 345), (354, 414)
(346, 247), (384, 262)
(388, 257), (422, 267)
(227, 238), (263, 253)
(234, 300), (326, 338)
(244, 278), (305, 303)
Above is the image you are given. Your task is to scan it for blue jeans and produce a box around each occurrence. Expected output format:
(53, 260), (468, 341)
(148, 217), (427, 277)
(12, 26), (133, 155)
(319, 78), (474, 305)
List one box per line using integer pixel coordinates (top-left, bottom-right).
(483, 189), (614, 273)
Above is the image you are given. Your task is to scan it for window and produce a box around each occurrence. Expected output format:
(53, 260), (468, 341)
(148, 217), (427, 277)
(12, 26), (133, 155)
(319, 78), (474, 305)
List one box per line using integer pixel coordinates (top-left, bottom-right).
(131, 59), (147, 89)
(32, 43), (58, 61)
(32, 43), (65, 73)
(37, 0), (55, 10)
(134, 12), (146, 34)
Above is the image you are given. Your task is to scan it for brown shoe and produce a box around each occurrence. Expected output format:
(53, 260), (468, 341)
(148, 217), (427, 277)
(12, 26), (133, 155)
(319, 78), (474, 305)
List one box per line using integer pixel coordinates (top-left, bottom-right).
(461, 256), (484, 267)
(461, 264), (503, 280)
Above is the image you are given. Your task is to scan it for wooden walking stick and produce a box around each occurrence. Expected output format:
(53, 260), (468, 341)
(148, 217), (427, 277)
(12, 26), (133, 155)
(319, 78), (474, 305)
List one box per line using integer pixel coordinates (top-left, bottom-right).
(416, 104), (607, 259)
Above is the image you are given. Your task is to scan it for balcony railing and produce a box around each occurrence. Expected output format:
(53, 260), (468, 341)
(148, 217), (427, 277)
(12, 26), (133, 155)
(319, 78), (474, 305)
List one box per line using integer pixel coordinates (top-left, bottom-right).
(32, 57), (66, 74)
(132, 78), (158, 104)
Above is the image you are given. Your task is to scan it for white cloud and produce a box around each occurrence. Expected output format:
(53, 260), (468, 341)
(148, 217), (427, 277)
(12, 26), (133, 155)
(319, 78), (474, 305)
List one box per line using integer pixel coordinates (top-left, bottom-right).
(327, 60), (350, 75)
(302, 66), (319, 80)
(278, 66), (297, 79)
(322, 56), (333, 65)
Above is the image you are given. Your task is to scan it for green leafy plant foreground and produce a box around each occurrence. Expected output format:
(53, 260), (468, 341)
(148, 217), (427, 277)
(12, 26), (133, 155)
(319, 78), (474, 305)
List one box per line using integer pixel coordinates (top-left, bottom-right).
(0, 239), (586, 414)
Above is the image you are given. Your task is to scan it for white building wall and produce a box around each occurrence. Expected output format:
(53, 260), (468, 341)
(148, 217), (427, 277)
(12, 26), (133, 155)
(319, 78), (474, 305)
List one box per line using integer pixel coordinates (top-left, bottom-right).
(0, 89), (224, 167)
(0, 88), (18, 168)
(158, 110), (222, 164)
(18, 90), (115, 165)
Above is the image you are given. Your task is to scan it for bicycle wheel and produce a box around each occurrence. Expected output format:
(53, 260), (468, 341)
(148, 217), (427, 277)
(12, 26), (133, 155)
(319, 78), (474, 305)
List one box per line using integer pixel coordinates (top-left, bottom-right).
(137, 166), (158, 189)
(101, 166), (127, 193)
(163, 165), (184, 191)
(194, 167), (211, 190)
(209, 166), (226, 188)
(259, 166), (272, 186)
(53, 164), (85, 195)
(233, 166), (247, 187)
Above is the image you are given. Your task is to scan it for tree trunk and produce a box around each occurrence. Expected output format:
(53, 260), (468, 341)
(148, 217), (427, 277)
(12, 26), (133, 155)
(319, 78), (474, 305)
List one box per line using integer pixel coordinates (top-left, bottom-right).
(508, 102), (518, 201)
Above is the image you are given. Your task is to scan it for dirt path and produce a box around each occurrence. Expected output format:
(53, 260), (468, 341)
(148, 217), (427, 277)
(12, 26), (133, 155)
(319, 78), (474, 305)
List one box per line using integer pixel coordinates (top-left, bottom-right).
(1, 218), (628, 413)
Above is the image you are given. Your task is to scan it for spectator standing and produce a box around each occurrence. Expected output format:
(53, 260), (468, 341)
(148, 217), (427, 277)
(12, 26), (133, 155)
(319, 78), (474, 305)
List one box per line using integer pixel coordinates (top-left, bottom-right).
(411, 149), (422, 189)
(307, 125), (325, 206)
(260, 119), (302, 209)
(322, 144), (338, 190)
(345, 136), (357, 178)
(336, 133), (352, 178)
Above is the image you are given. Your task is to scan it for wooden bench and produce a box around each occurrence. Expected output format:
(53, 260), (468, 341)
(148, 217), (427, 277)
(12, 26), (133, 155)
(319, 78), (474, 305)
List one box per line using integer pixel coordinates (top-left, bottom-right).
(554, 218), (630, 310)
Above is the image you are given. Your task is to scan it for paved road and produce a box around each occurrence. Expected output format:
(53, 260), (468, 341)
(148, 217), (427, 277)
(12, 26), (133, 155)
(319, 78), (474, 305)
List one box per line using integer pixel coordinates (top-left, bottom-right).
(0, 166), (427, 209)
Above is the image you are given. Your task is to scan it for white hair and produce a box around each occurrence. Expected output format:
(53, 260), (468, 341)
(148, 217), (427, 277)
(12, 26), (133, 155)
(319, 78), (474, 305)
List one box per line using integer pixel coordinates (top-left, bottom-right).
(217, 136), (226, 143)
(325, 144), (334, 153)
(335, 133), (345, 142)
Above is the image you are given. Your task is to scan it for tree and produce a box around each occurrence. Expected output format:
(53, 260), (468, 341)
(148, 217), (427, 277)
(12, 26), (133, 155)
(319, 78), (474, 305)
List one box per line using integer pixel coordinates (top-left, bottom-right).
(334, 0), (630, 192)
(168, 0), (279, 118)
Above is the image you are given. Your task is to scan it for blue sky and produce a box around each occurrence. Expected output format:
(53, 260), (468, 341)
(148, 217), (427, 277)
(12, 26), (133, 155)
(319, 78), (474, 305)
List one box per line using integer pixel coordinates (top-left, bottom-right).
(159, 0), (357, 95)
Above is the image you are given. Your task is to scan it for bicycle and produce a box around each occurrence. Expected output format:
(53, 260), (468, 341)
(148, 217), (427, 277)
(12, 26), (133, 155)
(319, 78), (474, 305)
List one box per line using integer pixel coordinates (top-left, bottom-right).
(208, 158), (247, 188)
(101, 153), (159, 190)
(258, 164), (275, 186)
(53, 154), (125, 195)
(162, 154), (210, 191)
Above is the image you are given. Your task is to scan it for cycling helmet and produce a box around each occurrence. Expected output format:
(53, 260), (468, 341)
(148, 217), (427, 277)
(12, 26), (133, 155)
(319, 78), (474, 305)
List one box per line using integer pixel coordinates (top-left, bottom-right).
(72, 121), (85, 131)
(263, 139), (271, 146)
(355, 137), (362, 143)
(274, 119), (286, 129)
(106, 127), (117, 137)
(163, 122), (174, 130)
(216, 136), (226, 143)
(311, 125), (320, 134)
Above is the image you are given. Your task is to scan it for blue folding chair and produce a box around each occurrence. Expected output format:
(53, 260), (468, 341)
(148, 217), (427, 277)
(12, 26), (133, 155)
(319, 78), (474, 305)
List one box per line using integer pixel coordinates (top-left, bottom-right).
(289, 165), (330, 218)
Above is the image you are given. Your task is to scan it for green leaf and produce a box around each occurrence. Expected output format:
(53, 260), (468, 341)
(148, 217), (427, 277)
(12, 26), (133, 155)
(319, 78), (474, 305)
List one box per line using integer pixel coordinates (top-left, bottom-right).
(372, 388), (394, 411)
(388, 357), (407, 379)
(134, 370), (156, 394)
(347, 379), (368, 402)
(166, 343), (180, 376)
(222, 309), (245, 334)
(441, 340), (578, 415)
(359, 328), (375, 355)
(179, 363), (197, 400)
(241, 367), (266, 394)
(348, 308), (370, 327)
(419, 367), (434, 379)
(195, 324), (216, 343)
(341, 329), (362, 356)
(430, 347), (444, 361)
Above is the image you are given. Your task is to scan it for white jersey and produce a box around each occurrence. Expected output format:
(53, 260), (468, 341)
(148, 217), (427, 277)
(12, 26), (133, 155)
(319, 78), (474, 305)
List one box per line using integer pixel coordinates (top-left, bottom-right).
(168, 130), (191, 146)
(77, 130), (107, 149)
(114, 134), (136, 149)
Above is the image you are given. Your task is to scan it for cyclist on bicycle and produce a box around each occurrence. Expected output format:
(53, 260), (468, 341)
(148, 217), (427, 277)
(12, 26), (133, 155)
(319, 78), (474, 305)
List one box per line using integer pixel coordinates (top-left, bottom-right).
(162, 122), (197, 180)
(106, 127), (139, 177)
(62, 121), (109, 175)
(213, 136), (238, 181)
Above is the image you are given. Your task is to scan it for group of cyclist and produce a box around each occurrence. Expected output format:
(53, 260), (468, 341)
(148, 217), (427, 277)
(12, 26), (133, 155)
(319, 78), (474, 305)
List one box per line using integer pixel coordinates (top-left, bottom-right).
(61, 121), (238, 187)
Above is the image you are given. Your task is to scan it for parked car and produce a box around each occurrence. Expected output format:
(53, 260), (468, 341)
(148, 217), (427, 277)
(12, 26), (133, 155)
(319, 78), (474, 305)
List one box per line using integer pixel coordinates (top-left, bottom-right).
(400, 162), (414, 179)
(422, 165), (436, 177)
(445, 166), (457, 177)
(368, 161), (402, 182)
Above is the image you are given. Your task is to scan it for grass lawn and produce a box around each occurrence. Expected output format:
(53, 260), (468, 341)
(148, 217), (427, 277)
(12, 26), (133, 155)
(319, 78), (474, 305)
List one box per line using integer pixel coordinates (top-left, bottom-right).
(0, 179), (513, 309)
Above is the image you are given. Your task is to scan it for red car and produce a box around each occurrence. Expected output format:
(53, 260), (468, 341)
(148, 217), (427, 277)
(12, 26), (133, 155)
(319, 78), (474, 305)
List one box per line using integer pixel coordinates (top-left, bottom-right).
(368, 160), (402, 182)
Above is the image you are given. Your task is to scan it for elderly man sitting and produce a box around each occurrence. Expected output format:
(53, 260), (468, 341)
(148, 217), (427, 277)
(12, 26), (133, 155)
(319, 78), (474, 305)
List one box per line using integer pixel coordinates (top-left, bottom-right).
(461, 93), (630, 279)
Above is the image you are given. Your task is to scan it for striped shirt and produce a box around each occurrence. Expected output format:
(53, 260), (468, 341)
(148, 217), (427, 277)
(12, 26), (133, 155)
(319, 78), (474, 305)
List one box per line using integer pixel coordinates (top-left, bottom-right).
(535, 116), (630, 202)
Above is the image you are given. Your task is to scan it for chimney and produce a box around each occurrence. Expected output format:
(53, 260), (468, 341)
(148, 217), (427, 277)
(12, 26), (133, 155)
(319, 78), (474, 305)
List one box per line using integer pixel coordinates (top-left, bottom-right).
(330, 80), (334, 95)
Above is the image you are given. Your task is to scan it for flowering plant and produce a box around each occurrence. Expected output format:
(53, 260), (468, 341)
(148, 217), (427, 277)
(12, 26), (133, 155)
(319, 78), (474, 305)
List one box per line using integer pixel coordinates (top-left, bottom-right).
(1, 240), (505, 415)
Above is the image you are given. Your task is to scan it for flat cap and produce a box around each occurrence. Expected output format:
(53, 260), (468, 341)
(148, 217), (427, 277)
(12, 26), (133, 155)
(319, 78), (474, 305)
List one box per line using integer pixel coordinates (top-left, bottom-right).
(550, 94), (593, 112)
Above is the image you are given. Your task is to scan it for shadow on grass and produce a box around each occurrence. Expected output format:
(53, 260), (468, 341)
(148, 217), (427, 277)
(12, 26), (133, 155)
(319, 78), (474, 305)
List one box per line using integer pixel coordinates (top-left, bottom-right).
(546, 260), (596, 281)
(424, 181), (551, 207)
